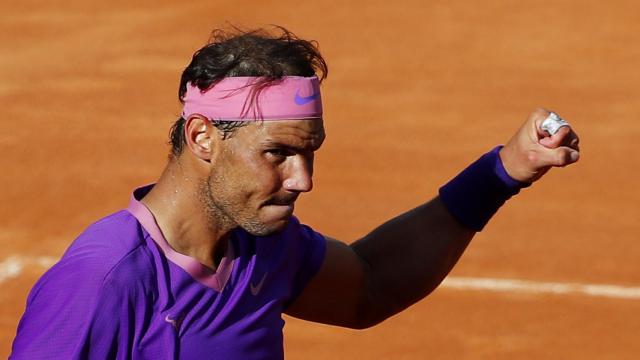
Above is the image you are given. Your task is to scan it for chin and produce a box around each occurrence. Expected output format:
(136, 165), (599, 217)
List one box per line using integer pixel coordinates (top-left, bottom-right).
(241, 216), (291, 237)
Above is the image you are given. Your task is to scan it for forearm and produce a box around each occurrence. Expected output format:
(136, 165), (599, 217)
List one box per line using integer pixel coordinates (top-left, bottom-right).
(349, 108), (581, 327)
(351, 196), (474, 327)
(287, 109), (580, 330)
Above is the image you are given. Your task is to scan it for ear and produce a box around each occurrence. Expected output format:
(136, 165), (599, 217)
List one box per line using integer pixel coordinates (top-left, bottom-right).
(184, 115), (219, 162)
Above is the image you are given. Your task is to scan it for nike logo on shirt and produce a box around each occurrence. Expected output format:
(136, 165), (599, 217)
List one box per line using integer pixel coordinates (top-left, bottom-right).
(250, 273), (268, 296)
(165, 313), (184, 331)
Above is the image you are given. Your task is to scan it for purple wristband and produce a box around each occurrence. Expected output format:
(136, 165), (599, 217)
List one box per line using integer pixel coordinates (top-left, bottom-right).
(439, 146), (530, 231)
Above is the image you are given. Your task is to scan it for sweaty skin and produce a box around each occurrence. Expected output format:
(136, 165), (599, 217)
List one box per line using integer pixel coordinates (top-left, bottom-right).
(200, 119), (325, 236)
(141, 118), (325, 270)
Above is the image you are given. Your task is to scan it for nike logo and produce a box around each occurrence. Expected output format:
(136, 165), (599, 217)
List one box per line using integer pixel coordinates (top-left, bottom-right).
(165, 313), (184, 331)
(294, 90), (320, 105)
(250, 272), (268, 296)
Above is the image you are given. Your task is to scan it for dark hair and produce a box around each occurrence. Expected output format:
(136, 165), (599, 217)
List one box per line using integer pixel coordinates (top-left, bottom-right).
(169, 26), (328, 158)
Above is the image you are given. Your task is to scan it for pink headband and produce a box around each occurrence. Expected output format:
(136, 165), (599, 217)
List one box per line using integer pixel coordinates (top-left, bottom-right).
(181, 76), (322, 121)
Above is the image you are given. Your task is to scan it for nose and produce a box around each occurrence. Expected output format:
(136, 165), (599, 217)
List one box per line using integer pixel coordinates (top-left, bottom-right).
(283, 155), (314, 193)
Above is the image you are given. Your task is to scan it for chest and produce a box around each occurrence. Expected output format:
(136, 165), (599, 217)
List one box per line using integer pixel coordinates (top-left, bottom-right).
(148, 250), (294, 359)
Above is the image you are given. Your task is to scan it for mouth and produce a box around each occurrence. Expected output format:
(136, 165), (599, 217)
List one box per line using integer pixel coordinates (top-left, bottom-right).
(264, 194), (299, 207)
(266, 202), (295, 217)
(262, 194), (298, 219)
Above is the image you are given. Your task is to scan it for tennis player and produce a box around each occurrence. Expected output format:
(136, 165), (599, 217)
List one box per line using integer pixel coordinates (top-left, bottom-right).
(10, 26), (580, 359)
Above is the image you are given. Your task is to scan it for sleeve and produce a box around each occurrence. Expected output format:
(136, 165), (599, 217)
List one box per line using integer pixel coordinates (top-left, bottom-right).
(10, 254), (149, 360)
(284, 218), (327, 308)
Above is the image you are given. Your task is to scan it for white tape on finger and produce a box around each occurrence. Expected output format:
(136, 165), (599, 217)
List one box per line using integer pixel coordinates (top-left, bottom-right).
(541, 112), (570, 135)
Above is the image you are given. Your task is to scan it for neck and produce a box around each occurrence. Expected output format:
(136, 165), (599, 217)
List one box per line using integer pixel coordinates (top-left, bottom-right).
(141, 158), (233, 270)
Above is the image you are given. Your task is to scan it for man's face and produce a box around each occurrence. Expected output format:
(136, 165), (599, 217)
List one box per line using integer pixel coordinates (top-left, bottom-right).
(200, 119), (325, 236)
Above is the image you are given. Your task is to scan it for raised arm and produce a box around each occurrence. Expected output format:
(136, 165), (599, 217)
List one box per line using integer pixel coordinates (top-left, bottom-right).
(286, 108), (580, 328)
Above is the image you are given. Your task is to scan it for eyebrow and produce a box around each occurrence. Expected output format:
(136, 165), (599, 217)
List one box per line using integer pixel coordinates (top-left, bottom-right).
(261, 141), (305, 152)
(260, 138), (324, 152)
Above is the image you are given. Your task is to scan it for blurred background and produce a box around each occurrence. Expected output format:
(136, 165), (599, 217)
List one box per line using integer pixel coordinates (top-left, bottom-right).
(1, 0), (639, 358)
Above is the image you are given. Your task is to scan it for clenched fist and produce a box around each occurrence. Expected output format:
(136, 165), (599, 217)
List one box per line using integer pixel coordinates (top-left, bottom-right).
(499, 108), (580, 183)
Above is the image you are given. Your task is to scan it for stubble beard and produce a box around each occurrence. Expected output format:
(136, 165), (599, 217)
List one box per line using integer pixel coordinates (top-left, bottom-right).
(199, 169), (276, 237)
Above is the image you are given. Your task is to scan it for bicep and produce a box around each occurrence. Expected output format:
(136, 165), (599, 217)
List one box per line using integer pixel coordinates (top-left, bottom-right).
(285, 237), (369, 328)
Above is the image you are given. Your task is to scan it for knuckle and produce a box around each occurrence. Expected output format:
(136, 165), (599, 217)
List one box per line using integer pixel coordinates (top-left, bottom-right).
(532, 107), (550, 119)
(556, 151), (571, 166)
(573, 135), (580, 145)
(569, 136), (578, 145)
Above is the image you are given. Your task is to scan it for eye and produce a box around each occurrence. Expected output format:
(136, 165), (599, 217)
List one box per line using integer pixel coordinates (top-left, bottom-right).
(265, 148), (293, 161)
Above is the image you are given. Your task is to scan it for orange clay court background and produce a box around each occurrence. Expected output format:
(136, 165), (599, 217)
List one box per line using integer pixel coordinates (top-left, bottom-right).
(1, 0), (639, 359)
